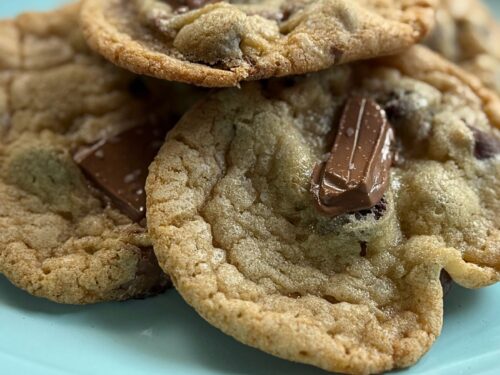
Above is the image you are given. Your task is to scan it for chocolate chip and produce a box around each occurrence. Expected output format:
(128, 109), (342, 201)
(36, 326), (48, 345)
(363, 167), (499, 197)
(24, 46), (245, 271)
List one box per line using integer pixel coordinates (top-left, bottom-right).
(359, 241), (367, 257)
(123, 247), (171, 300)
(381, 89), (431, 129)
(439, 270), (453, 296)
(379, 89), (433, 151)
(74, 124), (170, 222)
(280, 8), (292, 22)
(383, 91), (408, 124)
(310, 97), (394, 217)
(470, 127), (500, 160)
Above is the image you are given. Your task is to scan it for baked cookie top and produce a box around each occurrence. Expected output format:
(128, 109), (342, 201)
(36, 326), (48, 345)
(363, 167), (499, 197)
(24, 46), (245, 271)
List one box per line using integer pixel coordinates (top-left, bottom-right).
(147, 46), (499, 374)
(0, 4), (199, 304)
(426, 0), (500, 93)
(80, 0), (436, 87)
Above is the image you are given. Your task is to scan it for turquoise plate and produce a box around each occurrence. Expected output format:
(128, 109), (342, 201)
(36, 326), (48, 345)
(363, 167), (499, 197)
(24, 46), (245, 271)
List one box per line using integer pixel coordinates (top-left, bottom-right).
(1, 1), (499, 374)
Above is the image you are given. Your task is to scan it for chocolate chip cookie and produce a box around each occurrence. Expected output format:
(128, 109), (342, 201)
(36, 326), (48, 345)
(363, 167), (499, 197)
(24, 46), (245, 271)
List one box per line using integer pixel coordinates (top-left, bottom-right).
(146, 46), (499, 374)
(0, 4), (200, 304)
(426, 0), (500, 93)
(80, 0), (436, 87)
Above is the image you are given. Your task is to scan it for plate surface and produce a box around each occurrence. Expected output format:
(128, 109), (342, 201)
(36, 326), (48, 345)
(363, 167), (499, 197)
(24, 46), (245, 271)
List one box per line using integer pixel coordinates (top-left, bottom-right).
(1, 1), (499, 375)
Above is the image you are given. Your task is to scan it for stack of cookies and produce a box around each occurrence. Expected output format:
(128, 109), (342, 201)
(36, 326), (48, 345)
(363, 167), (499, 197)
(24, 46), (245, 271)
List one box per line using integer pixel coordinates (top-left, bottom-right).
(0, 0), (498, 374)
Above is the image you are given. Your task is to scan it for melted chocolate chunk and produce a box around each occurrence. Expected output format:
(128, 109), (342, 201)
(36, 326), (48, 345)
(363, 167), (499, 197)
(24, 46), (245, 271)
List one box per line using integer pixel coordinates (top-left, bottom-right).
(470, 127), (500, 160)
(74, 125), (169, 222)
(310, 97), (394, 217)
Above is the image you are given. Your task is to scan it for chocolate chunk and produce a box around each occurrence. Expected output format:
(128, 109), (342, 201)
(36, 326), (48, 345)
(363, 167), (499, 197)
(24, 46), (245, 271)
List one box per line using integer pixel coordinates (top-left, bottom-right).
(280, 8), (292, 22)
(470, 127), (500, 160)
(359, 241), (367, 257)
(440, 270), (453, 296)
(383, 91), (408, 124)
(74, 125), (169, 222)
(310, 97), (394, 217)
(381, 90), (432, 146)
(382, 89), (428, 125)
(121, 246), (171, 300)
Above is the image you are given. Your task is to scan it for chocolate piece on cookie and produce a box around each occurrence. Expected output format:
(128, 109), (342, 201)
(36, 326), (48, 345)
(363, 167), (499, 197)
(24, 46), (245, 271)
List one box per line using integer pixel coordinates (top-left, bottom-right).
(310, 96), (394, 216)
(469, 126), (500, 160)
(146, 46), (499, 374)
(80, 0), (436, 87)
(0, 4), (201, 304)
(74, 125), (170, 222)
(426, 0), (500, 93)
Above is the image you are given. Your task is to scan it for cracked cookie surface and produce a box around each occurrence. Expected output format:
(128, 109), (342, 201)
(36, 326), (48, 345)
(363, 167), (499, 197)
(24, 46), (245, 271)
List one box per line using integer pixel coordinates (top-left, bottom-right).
(147, 46), (499, 374)
(0, 4), (200, 304)
(80, 0), (436, 87)
(426, 0), (500, 93)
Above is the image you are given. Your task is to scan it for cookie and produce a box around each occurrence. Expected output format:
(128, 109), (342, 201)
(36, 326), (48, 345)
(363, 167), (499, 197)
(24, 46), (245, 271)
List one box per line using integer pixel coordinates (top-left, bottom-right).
(0, 4), (200, 304)
(146, 46), (500, 374)
(426, 0), (500, 93)
(80, 0), (436, 87)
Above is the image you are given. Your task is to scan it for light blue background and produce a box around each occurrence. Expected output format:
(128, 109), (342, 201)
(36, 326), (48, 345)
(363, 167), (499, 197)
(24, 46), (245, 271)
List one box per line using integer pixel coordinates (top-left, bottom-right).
(1, 1), (499, 375)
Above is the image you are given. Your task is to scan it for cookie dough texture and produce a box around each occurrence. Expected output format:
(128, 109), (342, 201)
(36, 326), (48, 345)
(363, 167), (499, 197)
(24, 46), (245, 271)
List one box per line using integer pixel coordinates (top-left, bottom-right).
(147, 46), (499, 374)
(80, 0), (436, 87)
(426, 0), (500, 93)
(0, 4), (198, 304)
